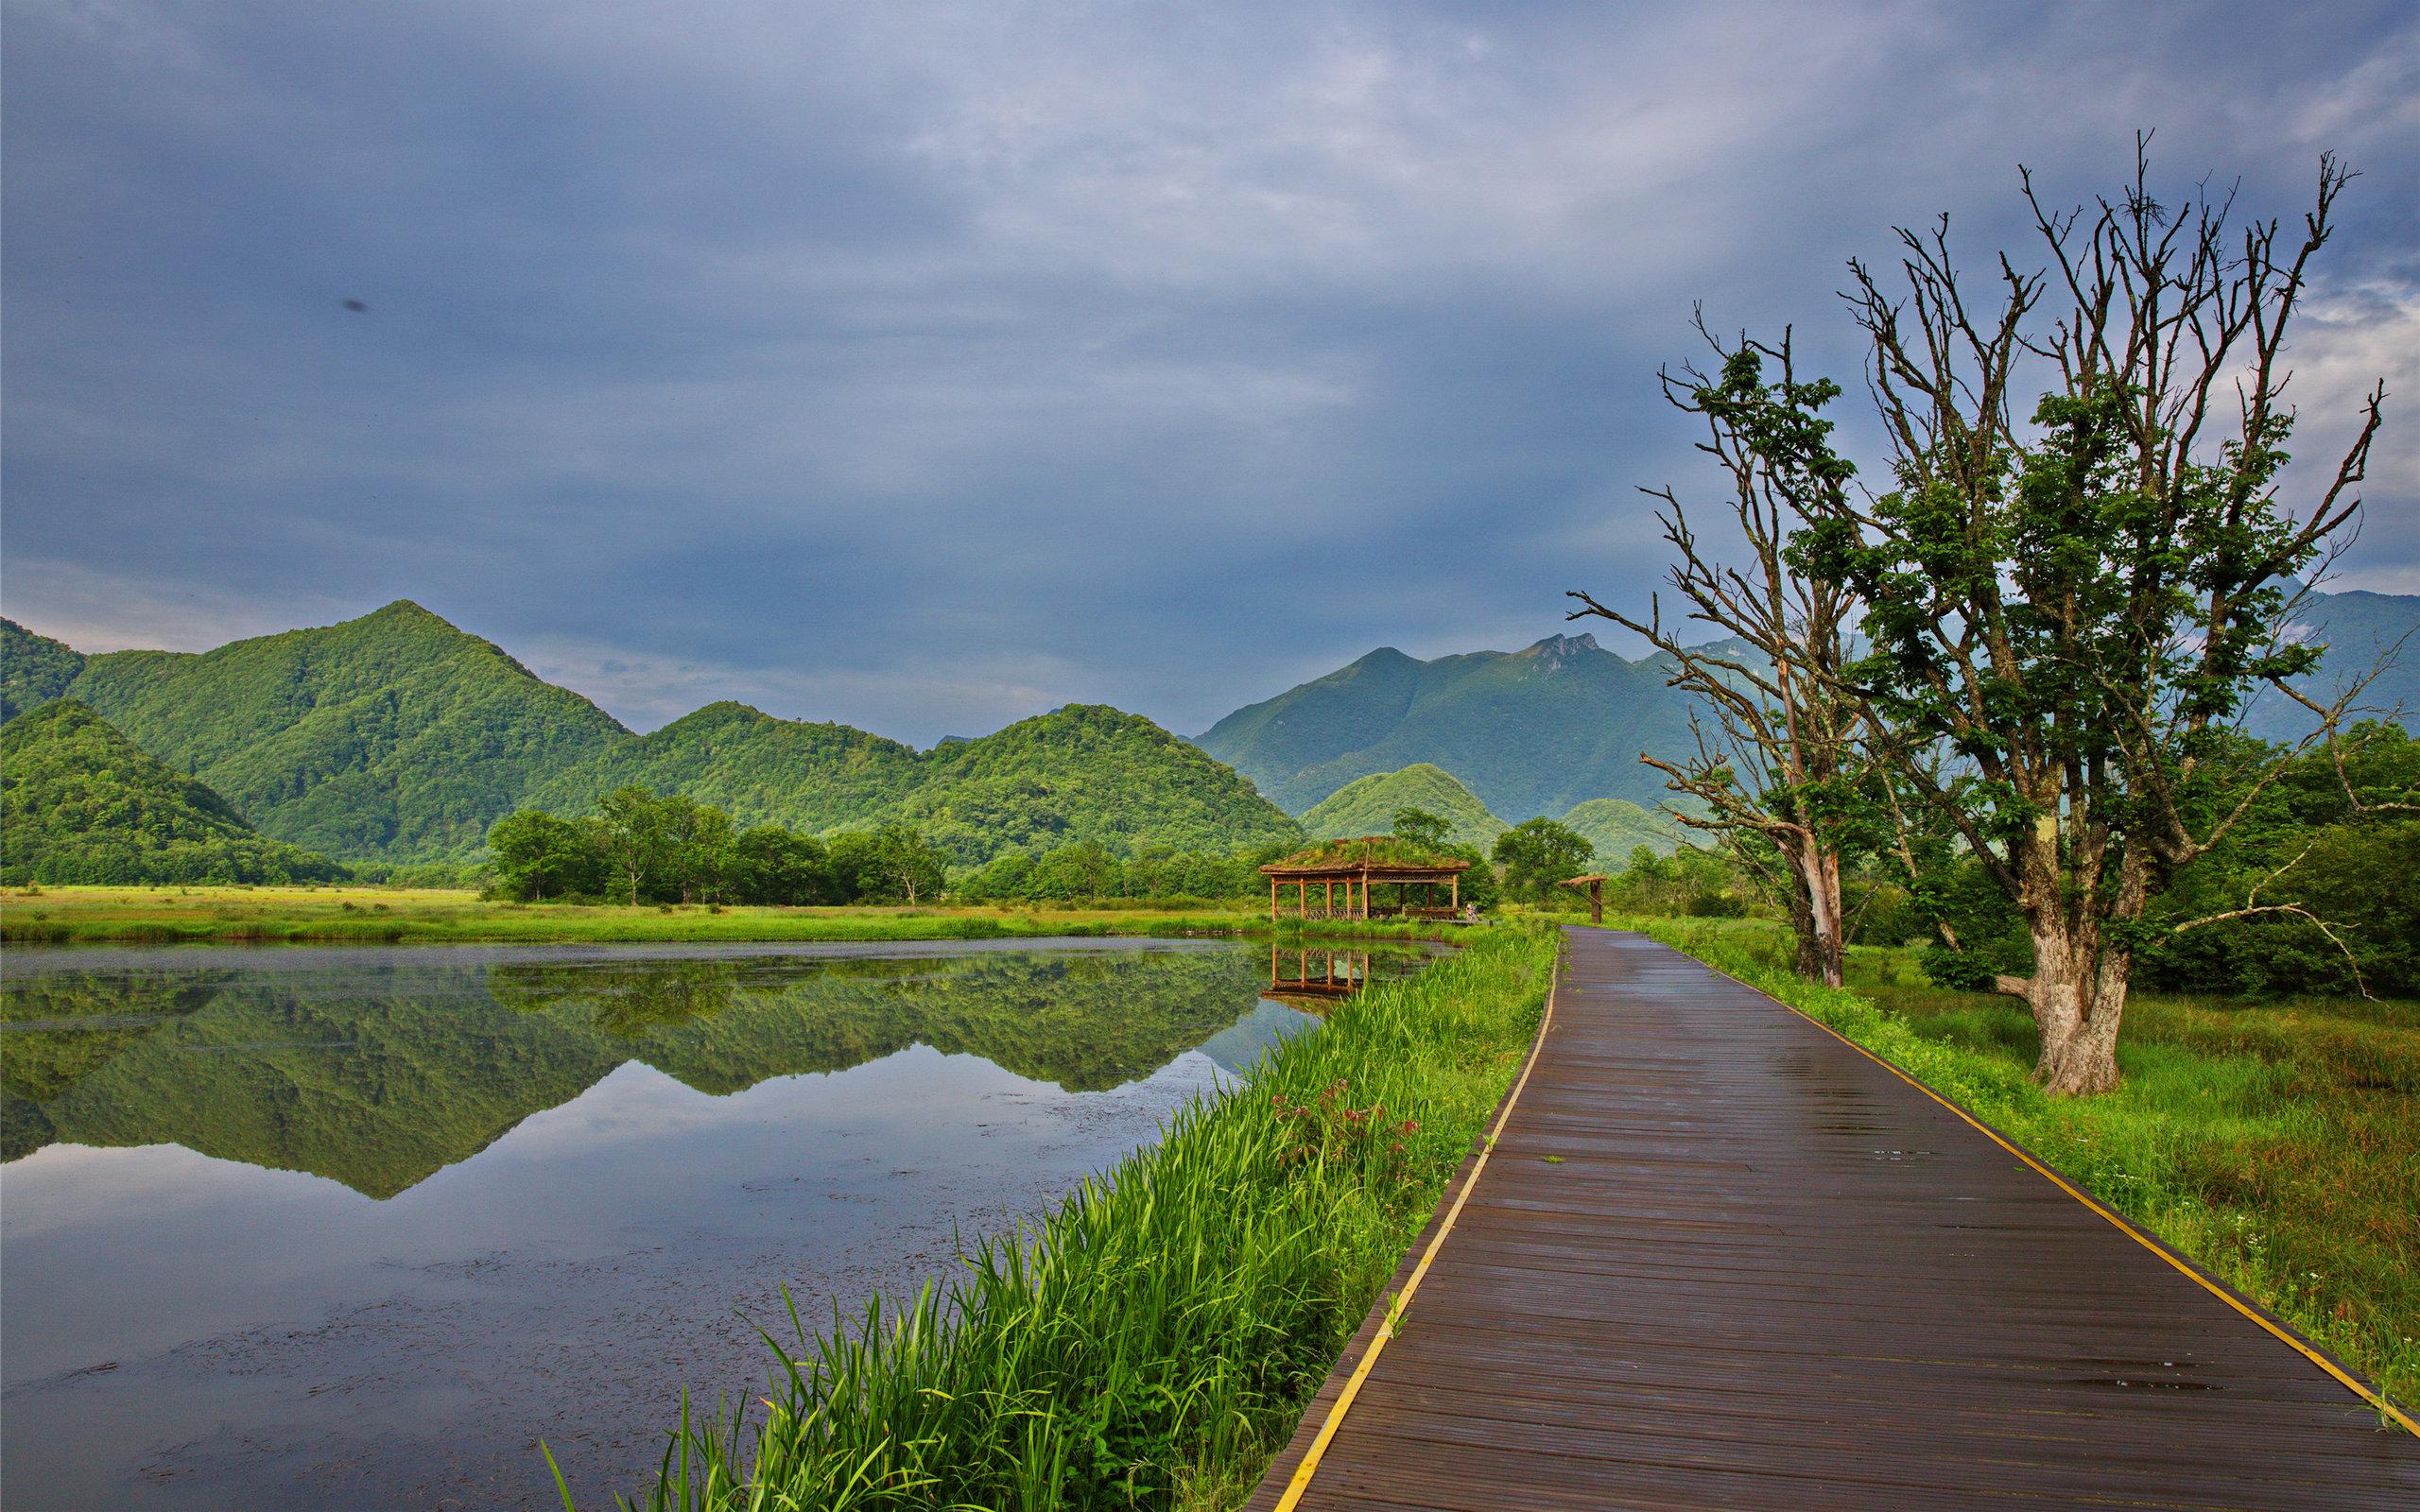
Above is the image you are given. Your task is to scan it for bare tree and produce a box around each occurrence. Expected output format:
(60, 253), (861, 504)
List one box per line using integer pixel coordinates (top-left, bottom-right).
(1794, 138), (2385, 1093)
(1570, 322), (1871, 987)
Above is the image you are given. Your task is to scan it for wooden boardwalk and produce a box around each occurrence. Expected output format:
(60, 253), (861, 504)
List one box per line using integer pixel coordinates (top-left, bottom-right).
(1246, 927), (2418, 1511)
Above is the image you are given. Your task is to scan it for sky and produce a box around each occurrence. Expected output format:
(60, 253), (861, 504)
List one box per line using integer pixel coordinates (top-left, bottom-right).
(5, 1), (2415, 744)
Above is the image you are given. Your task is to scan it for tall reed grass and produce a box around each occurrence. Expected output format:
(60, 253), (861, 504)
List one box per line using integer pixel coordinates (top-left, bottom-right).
(568, 923), (1555, 1510)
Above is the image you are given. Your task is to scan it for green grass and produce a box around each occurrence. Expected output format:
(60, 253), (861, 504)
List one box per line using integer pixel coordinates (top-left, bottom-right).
(1617, 915), (2420, 1418)
(0, 885), (1480, 947)
(577, 923), (1557, 1510)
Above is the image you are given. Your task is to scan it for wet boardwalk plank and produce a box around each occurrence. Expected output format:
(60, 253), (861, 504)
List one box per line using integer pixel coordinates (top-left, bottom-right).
(1246, 927), (2417, 1511)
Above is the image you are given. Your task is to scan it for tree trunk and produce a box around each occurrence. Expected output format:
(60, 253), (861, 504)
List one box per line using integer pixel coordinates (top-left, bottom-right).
(2019, 919), (2128, 1095)
(1783, 839), (1847, 988)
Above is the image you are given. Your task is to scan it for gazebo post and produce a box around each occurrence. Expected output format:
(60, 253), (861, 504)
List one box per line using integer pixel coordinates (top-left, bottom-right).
(1270, 877), (1278, 924)
(1451, 873), (1460, 912)
(1297, 880), (1306, 920)
(1324, 879), (1334, 918)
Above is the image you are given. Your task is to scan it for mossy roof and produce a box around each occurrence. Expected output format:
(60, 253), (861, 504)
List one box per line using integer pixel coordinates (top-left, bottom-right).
(1259, 835), (1472, 876)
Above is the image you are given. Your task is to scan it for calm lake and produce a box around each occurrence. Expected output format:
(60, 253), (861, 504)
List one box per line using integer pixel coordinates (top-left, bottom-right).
(1, 937), (1424, 1511)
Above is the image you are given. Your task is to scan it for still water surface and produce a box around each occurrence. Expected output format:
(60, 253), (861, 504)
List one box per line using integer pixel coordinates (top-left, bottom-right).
(1, 937), (1421, 1510)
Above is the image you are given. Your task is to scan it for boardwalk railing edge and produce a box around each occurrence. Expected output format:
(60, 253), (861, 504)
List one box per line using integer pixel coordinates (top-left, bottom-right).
(1245, 936), (1566, 1512)
(1669, 931), (2420, 1440)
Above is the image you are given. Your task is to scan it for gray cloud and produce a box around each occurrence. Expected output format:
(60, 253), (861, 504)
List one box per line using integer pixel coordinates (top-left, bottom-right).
(6, 0), (2414, 741)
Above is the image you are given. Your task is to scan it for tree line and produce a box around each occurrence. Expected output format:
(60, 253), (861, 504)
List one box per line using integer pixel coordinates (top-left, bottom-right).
(1567, 140), (2411, 1093)
(486, 790), (1623, 913)
(487, 787), (947, 906)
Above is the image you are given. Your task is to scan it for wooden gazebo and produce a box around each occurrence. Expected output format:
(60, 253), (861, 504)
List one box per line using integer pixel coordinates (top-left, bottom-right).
(1261, 836), (1472, 923)
(1560, 872), (1609, 924)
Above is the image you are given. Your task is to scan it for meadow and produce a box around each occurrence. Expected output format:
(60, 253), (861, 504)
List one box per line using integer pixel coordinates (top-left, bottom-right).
(1614, 915), (2420, 1417)
(0, 885), (1457, 946)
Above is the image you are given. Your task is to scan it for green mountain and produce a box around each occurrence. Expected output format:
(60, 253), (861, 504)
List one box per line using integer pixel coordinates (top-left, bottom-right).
(1197, 632), (1698, 818)
(524, 701), (1297, 866)
(52, 601), (631, 860)
(0, 699), (349, 885)
(1301, 764), (1507, 849)
(0, 619), (85, 723)
(521, 699), (926, 833)
(2248, 589), (2420, 745)
(9, 608), (1292, 868)
(893, 704), (1300, 863)
(1559, 798), (1683, 862)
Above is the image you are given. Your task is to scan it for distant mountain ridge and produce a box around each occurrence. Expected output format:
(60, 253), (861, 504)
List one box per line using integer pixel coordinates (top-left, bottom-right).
(1198, 590), (2419, 822)
(0, 605), (1296, 866)
(5, 584), (2408, 866)
(1197, 631), (1699, 818)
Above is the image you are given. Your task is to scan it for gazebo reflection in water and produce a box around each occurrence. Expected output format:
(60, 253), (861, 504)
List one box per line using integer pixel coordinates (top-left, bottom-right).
(1265, 943), (1375, 1011)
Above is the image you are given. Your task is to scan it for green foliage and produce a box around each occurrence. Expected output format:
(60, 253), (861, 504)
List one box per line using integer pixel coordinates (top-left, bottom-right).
(1300, 764), (1506, 848)
(619, 925), (1556, 1511)
(825, 823), (949, 905)
(489, 810), (613, 902)
(1197, 633), (1699, 818)
(533, 703), (1298, 869)
(1556, 798), (1682, 860)
(2135, 723), (2420, 998)
(901, 705), (1301, 864)
(0, 699), (349, 885)
(727, 826), (835, 906)
(59, 601), (629, 859)
(1491, 816), (1594, 901)
(1592, 844), (1762, 919)
(0, 618), (85, 722)
(522, 701), (925, 838)
(1389, 806), (1451, 850)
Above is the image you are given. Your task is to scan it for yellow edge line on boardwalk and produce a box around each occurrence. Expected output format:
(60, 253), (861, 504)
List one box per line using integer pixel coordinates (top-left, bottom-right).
(1270, 952), (1563, 1512)
(1697, 953), (2420, 1439)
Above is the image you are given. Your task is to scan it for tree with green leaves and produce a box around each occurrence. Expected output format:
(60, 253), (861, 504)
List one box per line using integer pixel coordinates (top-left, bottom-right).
(829, 823), (948, 905)
(596, 785), (676, 905)
(1793, 142), (2388, 1093)
(1570, 319), (1874, 987)
(1492, 817), (1594, 902)
(486, 810), (610, 901)
(1390, 806), (1452, 850)
(728, 826), (832, 906)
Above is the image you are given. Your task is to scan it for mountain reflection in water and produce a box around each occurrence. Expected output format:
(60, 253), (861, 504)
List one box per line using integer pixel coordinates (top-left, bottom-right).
(0, 938), (1429, 1512)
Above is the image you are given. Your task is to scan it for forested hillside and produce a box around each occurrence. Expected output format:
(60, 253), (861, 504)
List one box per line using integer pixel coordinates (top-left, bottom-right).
(0, 608), (1294, 868)
(0, 699), (349, 885)
(521, 701), (925, 833)
(56, 601), (630, 859)
(0, 619), (84, 722)
(1197, 632), (1696, 817)
(1558, 797), (1683, 860)
(1300, 764), (1506, 848)
(893, 704), (1301, 862)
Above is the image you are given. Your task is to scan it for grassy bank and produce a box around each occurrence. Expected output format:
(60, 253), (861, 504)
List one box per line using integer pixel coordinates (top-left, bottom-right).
(0, 885), (1466, 947)
(1621, 916), (2420, 1418)
(570, 922), (1556, 1511)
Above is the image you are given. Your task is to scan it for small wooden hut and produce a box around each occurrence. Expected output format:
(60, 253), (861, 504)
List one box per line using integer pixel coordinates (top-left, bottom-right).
(1560, 872), (1608, 924)
(1260, 836), (1472, 923)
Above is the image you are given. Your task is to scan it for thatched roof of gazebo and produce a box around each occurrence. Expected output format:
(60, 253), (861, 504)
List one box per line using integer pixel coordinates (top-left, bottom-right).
(1260, 835), (1472, 877)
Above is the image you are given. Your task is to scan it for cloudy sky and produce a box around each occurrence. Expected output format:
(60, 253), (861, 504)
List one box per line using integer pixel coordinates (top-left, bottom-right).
(6, 1), (2414, 743)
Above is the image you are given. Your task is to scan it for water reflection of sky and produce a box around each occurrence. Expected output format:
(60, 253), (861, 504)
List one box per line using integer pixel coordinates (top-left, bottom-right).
(1, 938), (1417, 1511)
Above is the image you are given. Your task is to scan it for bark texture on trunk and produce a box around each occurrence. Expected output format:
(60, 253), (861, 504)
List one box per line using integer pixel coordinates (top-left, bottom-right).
(2022, 920), (2128, 1096)
(1782, 838), (1847, 989)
